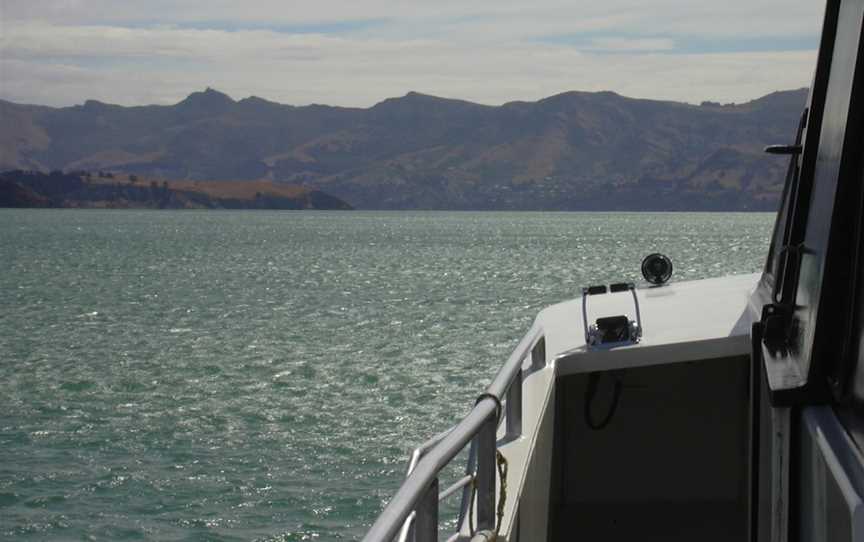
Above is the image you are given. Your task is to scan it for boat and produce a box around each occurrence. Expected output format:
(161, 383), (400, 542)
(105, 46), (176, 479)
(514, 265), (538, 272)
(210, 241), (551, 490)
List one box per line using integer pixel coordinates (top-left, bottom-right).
(362, 0), (864, 539)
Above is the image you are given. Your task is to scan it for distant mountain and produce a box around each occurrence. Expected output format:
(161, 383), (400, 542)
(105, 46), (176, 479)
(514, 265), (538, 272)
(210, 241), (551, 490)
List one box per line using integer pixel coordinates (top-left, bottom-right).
(0, 170), (352, 210)
(0, 88), (808, 210)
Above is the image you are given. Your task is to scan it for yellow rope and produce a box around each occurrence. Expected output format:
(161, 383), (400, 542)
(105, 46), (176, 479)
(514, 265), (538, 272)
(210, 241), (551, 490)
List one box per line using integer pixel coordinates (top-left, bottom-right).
(466, 450), (509, 541)
(493, 450), (508, 540)
(468, 475), (477, 536)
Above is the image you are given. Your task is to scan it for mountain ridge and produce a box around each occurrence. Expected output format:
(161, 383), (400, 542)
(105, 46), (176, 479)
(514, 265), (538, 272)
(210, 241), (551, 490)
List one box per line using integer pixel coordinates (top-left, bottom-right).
(0, 87), (808, 210)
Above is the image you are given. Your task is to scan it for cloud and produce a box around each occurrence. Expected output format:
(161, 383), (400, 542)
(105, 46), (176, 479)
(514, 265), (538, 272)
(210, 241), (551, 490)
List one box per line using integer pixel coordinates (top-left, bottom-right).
(0, 1), (824, 107)
(1, 0), (823, 37)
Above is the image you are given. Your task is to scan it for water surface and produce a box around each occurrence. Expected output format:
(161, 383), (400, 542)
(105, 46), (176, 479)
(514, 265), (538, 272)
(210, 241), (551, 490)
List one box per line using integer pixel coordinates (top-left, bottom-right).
(0, 210), (773, 540)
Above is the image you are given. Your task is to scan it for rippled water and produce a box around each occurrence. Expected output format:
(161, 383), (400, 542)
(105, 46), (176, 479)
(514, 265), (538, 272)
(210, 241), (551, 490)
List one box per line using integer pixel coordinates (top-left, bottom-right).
(0, 210), (773, 540)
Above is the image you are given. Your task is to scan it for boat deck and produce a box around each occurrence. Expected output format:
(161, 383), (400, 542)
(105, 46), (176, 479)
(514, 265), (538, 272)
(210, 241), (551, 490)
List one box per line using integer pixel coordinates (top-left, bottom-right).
(498, 273), (761, 542)
(555, 501), (744, 542)
(546, 272), (760, 373)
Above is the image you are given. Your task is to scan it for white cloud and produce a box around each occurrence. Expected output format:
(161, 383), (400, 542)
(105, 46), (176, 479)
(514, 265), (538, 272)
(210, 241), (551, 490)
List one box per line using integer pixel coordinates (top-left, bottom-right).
(0, 1), (824, 107)
(1, 0), (824, 37)
(584, 38), (676, 52)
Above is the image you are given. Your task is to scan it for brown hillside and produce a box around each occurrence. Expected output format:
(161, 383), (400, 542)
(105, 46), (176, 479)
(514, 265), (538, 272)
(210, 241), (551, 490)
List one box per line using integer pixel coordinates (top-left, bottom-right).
(0, 87), (808, 210)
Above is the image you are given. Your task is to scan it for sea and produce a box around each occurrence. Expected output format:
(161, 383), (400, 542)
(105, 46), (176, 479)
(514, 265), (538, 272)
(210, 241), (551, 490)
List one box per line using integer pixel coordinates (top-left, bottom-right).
(0, 210), (774, 541)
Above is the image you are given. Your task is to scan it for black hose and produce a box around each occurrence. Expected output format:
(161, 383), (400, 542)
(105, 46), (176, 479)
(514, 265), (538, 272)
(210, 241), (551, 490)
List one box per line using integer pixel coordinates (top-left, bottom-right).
(584, 371), (622, 430)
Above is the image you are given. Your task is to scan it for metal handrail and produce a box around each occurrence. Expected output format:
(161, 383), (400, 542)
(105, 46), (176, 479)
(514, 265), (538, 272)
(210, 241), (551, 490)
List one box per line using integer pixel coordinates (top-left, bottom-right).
(439, 474), (474, 501)
(395, 427), (462, 542)
(406, 427), (456, 477)
(362, 325), (546, 542)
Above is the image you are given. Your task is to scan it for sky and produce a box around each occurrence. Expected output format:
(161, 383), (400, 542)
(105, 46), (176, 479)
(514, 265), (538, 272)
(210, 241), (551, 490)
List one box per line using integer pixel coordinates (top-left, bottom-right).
(0, 0), (826, 108)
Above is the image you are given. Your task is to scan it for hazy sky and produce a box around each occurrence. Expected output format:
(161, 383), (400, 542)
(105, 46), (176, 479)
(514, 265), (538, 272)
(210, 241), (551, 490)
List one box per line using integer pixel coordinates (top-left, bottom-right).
(0, 0), (825, 108)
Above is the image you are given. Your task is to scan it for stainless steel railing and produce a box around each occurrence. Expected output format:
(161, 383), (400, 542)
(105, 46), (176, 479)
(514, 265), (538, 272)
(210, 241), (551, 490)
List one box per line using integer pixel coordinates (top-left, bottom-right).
(362, 326), (546, 542)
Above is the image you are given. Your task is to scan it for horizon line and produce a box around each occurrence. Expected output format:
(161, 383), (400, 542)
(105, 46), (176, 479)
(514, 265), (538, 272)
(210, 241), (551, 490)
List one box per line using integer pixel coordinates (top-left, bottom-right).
(1, 86), (811, 111)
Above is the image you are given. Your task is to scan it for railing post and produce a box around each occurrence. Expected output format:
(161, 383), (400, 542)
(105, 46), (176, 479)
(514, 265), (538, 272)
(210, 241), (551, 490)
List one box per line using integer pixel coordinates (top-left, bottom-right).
(413, 478), (438, 542)
(531, 337), (546, 371)
(457, 439), (478, 529)
(505, 368), (523, 439)
(476, 414), (496, 532)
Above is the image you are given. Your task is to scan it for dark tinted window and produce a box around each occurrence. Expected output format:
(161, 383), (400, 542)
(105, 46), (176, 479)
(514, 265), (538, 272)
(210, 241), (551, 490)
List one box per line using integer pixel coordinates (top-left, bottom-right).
(853, 156), (864, 402)
(791, 0), (864, 382)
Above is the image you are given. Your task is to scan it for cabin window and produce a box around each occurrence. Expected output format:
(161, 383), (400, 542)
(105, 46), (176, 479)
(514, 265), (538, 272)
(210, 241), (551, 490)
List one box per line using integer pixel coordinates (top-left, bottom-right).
(851, 164), (864, 405)
(790, 0), (864, 380)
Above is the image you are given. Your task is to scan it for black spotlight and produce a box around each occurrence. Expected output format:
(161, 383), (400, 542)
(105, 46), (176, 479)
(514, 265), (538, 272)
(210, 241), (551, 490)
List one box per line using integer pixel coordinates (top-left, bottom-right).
(641, 253), (673, 285)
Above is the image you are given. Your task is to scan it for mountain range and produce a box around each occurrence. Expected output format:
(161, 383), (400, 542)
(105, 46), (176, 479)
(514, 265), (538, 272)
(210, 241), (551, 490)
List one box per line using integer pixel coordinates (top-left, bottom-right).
(0, 87), (808, 210)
